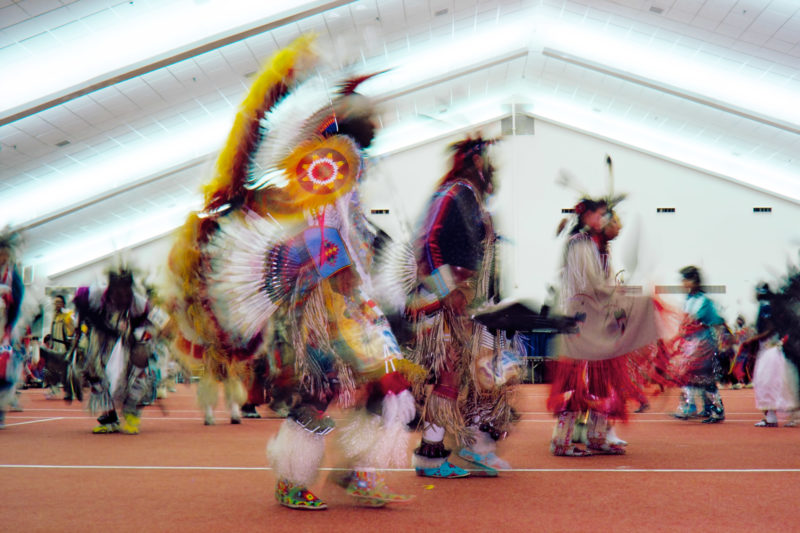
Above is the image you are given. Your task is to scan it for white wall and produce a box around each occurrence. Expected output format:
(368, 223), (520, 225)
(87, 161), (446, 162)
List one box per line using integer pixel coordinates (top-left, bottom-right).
(46, 235), (176, 289)
(42, 118), (800, 324)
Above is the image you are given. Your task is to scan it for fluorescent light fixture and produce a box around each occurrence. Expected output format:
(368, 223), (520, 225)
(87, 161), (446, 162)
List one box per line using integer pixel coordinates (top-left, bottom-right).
(0, 0), (350, 123)
(1, 115), (230, 228)
(31, 92), (514, 277)
(358, 20), (532, 100)
(33, 198), (202, 279)
(369, 95), (511, 156)
(6, 22), (534, 229)
(536, 19), (800, 131)
(525, 90), (800, 203)
(30, 82), (800, 276)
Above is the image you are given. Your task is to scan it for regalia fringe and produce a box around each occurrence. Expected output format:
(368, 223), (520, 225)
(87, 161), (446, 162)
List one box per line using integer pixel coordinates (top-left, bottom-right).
(420, 391), (470, 447)
(290, 284), (336, 399)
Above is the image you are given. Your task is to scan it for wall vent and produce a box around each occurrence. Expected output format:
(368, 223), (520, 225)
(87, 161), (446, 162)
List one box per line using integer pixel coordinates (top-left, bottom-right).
(561, 208), (575, 213)
(655, 285), (726, 294)
(656, 207), (675, 213)
(370, 209), (390, 215)
(753, 207), (772, 213)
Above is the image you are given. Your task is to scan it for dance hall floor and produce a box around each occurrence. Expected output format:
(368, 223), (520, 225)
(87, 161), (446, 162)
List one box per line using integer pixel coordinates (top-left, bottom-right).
(1, 385), (798, 532)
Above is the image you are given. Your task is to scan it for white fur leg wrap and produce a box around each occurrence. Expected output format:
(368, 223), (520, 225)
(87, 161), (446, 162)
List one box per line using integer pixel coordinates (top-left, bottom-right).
(267, 419), (325, 486)
(223, 378), (246, 407)
(340, 407), (411, 470)
(196, 377), (218, 410)
(465, 426), (497, 456)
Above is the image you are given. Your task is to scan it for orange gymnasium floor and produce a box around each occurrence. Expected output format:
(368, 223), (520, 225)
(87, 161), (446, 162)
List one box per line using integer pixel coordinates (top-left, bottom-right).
(2, 385), (799, 533)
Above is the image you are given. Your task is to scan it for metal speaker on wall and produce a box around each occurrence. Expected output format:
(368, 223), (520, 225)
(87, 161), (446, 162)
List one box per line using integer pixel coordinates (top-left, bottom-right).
(501, 114), (535, 136)
(22, 265), (35, 286)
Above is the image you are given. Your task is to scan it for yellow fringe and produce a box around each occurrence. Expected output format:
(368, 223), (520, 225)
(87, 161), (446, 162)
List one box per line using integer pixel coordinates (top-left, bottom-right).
(202, 34), (317, 207)
(394, 358), (427, 386)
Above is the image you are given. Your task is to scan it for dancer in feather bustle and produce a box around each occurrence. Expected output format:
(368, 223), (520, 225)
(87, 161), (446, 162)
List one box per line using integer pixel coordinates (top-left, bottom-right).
(406, 137), (520, 478)
(168, 36), (419, 509)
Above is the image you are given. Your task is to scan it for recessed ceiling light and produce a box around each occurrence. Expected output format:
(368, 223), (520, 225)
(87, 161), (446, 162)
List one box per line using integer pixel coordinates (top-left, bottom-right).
(55, 140), (71, 147)
(435, 8), (449, 16)
(649, 6), (664, 14)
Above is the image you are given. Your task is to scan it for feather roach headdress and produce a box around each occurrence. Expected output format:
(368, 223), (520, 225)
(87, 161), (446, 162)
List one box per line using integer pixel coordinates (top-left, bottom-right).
(439, 135), (497, 193)
(0, 226), (23, 261)
(556, 155), (627, 235)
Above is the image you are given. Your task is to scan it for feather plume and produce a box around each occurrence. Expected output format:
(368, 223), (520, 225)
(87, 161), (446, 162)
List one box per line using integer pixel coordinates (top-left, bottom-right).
(372, 237), (417, 315)
(203, 34), (316, 212)
(205, 209), (291, 346)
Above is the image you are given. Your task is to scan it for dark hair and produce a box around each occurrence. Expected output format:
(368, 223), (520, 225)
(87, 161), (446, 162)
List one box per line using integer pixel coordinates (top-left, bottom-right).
(569, 197), (608, 235)
(53, 294), (66, 303)
(335, 113), (376, 149)
(755, 282), (772, 301)
(440, 137), (495, 194)
(108, 270), (134, 288)
(679, 265), (702, 288)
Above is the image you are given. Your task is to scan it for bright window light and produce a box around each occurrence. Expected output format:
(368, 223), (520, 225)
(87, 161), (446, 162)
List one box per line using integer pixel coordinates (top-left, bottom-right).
(0, 0), (331, 119)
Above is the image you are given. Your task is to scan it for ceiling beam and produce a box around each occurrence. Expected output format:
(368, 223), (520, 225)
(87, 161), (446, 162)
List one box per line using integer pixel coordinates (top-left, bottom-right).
(0, 0), (355, 127)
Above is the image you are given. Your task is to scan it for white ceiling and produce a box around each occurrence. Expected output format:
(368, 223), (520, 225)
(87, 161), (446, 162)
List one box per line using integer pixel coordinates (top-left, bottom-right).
(1, 0), (799, 278)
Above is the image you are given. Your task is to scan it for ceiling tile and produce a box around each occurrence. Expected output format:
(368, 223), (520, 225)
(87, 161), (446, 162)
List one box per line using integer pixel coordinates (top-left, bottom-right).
(18, 0), (62, 18)
(739, 30), (770, 46)
(696, 0), (736, 21)
(764, 38), (795, 53)
(0, 4), (30, 30)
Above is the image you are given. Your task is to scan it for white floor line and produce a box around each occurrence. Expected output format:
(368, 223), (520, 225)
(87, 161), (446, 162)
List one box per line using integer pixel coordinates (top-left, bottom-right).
(515, 412), (766, 416)
(15, 408), (254, 414)
(0, 464), (798, 473)
(518, 419), (762, 423)
(7, 415), (767, 424)
(4, 417), (64, 427)
(5, 416), (282, 422)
